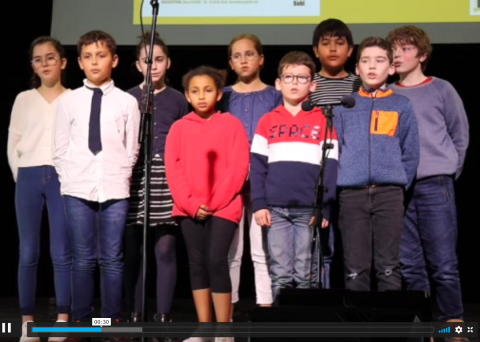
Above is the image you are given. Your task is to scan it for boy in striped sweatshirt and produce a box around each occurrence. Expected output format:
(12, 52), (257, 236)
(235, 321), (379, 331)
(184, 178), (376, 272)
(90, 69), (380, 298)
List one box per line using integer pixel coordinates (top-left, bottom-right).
(250, 51), (339, 301)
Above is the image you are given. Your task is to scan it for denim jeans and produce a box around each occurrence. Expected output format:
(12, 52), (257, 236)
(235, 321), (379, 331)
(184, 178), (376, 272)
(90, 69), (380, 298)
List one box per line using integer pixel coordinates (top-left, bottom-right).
(400, 175), (463, 321)
(267, 207), (315, 301)
(16, 166), (71, 316)
(313, 224), (335, 289)
(64, 195), (128, 320)
(338, 186), (404, 291)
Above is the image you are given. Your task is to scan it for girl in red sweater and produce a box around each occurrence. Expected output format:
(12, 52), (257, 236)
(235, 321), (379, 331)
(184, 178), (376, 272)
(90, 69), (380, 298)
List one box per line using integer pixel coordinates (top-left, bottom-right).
(164, 66), (249, 336)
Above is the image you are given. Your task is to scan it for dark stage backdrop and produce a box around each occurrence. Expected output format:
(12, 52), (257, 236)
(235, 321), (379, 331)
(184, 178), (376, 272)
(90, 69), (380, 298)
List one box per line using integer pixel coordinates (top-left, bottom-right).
(3, 1), (479, 304)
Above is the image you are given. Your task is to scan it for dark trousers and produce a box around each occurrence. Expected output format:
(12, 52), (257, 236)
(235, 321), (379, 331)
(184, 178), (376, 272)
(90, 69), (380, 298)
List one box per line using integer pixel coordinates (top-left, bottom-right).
(123, 224), (177, 314)
(339, 186), (404, 291)
(64, 195), (128, 320)
(401, 175), (463, 321)
(16, 166), (71, 315)
(180, 216), (237, 293)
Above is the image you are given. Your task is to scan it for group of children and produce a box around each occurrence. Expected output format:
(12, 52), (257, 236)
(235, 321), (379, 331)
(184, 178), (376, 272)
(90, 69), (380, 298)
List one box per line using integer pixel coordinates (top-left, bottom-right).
(8, 17), (469, 342)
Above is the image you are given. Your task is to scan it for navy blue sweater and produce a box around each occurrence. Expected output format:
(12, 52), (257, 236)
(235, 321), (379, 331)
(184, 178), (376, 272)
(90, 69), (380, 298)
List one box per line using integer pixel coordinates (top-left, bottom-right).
(250, 105), (339, 219)
(333, 87), (419, 188)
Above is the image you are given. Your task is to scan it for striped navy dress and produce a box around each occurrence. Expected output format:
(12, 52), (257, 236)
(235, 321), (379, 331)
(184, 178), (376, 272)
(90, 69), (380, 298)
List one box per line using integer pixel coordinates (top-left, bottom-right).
(127, 86), (189, 226)
(309, 73), (362, 106)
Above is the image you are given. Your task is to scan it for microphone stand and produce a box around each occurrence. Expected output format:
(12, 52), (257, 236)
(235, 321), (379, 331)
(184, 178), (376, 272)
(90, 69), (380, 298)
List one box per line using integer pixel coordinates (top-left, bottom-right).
(310, 104), (335, 290)
(138, 0), (159, 336)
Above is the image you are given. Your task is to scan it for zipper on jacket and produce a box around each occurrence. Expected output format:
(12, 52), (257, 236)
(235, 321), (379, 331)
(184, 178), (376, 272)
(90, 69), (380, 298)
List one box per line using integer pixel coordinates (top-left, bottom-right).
(374, 111), (379, 131)
(368, 92), (378, 185)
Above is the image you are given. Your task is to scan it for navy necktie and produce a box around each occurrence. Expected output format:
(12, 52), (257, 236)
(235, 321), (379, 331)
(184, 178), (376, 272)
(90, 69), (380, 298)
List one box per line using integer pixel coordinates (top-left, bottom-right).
(88, 88), (103, 154)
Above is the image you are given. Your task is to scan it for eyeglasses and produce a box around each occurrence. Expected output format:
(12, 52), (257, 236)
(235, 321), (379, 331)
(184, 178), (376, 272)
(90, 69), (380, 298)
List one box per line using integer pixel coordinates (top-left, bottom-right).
(280, 74), (311, 84)
(230, 51), (259, 63)
(31, 55), (59, 68)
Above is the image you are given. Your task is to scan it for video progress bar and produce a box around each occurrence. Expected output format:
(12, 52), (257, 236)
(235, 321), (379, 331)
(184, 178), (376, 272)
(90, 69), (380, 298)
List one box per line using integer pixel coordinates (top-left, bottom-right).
(32, 326), (434, 334)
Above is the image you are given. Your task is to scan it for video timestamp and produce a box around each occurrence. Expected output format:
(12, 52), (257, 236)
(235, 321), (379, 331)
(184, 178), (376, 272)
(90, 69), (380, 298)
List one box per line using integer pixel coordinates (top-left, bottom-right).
(91, 318), (111, 326)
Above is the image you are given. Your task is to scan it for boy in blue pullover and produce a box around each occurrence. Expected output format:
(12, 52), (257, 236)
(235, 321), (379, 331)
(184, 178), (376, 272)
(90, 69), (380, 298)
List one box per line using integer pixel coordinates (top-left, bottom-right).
(334, 37), (419, 291)
(387, 26), (469, 324)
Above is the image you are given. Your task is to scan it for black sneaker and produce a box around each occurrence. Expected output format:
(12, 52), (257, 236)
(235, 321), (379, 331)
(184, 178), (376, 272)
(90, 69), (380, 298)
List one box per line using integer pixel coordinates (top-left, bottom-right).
(101, 319), (130, 342)
(152, 313), (177, 342)
(127, 313), (141, 342)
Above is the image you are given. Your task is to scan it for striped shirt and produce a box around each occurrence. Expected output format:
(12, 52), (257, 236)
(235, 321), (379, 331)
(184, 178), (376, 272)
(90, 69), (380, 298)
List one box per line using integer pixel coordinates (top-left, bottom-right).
(309, 73), (362, 106)
(249, 105), (339, 219)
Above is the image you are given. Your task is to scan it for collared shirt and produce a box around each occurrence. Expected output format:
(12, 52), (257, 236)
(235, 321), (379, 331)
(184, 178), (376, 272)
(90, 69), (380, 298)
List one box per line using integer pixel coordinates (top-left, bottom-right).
(7, 88), (70, 181)
(54, 79), (141, 202)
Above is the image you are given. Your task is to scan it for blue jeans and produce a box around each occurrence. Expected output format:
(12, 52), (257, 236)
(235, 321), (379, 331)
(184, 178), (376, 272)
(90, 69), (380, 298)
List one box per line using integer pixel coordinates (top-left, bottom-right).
(16, 166), (71, 316)
(400, 175), (463, 321)
(317, 224), (335, 289)
(267, 207), (315, 300)
(64, 195), (128, 320)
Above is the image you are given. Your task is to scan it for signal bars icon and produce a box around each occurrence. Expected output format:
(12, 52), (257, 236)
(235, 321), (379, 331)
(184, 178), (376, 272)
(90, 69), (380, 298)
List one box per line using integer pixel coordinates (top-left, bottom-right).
(439, 327), (450, 333)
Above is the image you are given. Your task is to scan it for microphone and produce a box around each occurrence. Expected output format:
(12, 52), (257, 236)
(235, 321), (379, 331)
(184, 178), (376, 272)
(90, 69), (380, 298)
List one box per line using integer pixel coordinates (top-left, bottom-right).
(301, 95), (356, 111)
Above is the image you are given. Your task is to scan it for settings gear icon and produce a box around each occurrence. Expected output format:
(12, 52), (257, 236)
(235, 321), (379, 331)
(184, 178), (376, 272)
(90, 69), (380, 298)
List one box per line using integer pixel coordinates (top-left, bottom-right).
(455, 326), (462, 334)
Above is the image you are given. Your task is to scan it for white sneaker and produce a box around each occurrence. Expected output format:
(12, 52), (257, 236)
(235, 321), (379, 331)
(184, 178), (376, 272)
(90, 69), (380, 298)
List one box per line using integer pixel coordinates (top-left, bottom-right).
(20, 322), (40, 342)
(48, 320), (67, 342)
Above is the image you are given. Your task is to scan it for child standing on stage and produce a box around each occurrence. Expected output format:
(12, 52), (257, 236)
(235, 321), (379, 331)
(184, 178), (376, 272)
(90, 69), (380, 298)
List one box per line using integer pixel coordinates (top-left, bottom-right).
(250, 51), (338, 301)
(54, 30), (140, 334)
(124, 31), (188, 331)
(8, 36), (71, 342)
(219, 34), (282, 315)
(165, 66), (249, 341)
(334, 37), (419, 292)
(387, 26), (469, 324)
(308, 18), (361, 288)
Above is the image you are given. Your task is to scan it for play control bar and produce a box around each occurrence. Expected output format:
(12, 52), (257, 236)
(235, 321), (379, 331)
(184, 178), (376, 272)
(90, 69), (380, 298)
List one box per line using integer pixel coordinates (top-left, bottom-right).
(25, 322), (477, 338)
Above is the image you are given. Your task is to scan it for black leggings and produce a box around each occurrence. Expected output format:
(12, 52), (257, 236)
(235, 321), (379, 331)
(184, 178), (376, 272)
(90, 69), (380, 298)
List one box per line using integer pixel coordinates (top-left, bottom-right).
(123, 225), (177, 313)
(180, 216), (237, 293)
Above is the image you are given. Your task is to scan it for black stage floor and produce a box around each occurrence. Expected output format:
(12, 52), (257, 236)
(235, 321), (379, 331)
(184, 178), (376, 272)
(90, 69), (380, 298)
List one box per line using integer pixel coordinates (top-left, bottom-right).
(1, 298), (478, 341)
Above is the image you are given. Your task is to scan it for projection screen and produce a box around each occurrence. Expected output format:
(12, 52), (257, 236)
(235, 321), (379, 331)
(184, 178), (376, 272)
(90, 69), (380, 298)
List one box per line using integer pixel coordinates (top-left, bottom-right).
(51, 0), (480, 45)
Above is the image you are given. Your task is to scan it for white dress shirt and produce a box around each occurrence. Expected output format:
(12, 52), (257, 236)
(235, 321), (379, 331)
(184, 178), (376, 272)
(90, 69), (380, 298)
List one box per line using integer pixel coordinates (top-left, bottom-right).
(54, 79), (141, 202)
(7, 89), (71, 181)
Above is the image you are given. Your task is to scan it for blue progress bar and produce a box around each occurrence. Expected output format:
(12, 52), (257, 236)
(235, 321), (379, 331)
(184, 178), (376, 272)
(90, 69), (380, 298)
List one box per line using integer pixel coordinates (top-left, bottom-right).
(32, 328), (102, 332)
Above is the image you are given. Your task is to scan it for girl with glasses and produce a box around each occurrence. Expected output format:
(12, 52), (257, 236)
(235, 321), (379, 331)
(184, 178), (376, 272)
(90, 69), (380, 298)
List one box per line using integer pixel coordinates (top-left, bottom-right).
(8, 36), (71, 342)
(218, 34), (282, 320)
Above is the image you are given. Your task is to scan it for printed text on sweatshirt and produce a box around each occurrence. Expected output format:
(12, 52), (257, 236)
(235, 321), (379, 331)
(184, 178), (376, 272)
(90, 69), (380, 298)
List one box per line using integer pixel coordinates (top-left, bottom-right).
(250, 105), (339, 219)
(333, 87), (419, 188)
(164, 112), (250, 224)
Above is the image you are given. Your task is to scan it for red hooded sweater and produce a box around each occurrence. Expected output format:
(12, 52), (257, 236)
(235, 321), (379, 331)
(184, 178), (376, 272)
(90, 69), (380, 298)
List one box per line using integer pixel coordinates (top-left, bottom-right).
(164, 111), (250, 224)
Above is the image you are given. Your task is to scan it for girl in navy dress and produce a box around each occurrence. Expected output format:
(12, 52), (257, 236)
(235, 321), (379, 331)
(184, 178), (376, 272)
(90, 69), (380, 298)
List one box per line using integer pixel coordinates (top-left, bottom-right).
(219, 34), (282, 318)
(124, 31), (188, 339)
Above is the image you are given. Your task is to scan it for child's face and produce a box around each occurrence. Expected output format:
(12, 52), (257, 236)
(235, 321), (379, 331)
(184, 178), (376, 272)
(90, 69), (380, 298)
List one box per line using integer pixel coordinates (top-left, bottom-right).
(392, 44), (426, 76)
(78, 42), (118, 86)
(136, 44), (170, 85)
(314, 35), (353, 71)
(275, 64), (316, 105)
(31, 42), (66, 86)
(229, 38), (264, 79)
(356, 46), (394, 90)
(185, 75), (222, 116)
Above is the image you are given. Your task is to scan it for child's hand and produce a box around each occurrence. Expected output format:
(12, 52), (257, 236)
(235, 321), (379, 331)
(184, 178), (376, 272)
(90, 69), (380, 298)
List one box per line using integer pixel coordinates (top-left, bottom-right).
(309, 217), (330, 228)
(196, 205), (211, 220)
(254, 209), (271, 227)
